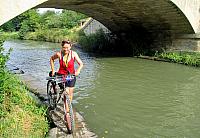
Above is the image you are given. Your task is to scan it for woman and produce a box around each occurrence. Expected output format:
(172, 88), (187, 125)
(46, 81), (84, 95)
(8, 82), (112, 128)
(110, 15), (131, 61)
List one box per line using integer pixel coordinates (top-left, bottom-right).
(50, 40), (83, 102)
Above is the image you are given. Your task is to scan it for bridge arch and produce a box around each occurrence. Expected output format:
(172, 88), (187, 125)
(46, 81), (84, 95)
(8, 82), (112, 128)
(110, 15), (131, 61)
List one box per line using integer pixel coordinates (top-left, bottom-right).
(1, 0), (200, 53)
(1, 0), (199, 35)
(36, 0), (197, 35)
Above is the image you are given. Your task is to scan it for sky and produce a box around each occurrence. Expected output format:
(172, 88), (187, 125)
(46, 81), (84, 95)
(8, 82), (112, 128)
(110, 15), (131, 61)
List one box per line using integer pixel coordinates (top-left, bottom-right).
(37, 8), (62, 14)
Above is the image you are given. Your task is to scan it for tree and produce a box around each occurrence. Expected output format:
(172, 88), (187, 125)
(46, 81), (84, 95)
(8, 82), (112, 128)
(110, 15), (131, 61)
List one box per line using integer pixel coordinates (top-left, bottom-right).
(39, 10), (57, 29)
(0, 20), (15, 32)
(60, 10), (87, 29)
(18, 9), (40, 38)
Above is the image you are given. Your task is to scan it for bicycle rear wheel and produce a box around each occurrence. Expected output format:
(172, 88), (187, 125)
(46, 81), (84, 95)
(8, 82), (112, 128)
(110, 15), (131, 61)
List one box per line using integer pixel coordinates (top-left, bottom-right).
(64, 94), (75, 134)
(47, 80), (57, 109)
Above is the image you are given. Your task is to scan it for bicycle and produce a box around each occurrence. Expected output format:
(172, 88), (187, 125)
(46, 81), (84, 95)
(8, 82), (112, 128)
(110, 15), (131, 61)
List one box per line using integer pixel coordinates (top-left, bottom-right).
(46, 74), (75, 134)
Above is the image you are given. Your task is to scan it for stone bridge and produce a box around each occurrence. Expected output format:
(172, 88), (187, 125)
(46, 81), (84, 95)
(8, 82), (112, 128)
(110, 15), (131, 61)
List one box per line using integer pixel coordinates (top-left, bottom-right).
(1, 0), (200, 52)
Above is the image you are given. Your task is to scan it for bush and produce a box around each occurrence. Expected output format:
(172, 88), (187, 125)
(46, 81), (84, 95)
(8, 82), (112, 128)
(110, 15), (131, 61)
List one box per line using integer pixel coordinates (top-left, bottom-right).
(0, 32), (19, 40)
(78, 29), (114, 54)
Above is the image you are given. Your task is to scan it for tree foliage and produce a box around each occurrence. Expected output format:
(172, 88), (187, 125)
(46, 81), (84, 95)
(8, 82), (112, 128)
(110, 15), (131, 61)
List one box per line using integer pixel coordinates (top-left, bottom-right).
(1, 9), (87, 34)
(60, 10), (87, 29)
(18, 9), (40, 38)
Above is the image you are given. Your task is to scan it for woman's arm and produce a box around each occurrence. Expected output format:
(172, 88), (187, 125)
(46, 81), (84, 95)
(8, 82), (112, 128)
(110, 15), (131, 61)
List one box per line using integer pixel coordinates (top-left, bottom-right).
(74, 51), (83, 76)
(50, 52), (59, 76)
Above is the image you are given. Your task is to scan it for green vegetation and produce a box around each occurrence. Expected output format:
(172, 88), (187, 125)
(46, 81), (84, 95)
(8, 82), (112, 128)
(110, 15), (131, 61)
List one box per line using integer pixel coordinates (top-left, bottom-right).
(0, 9), (88, 136)
(0, 37), (48, 137)
(0, 31), (19, 40)
(1, 9), (124, 55)
(78, 29), (115, 54)
(0, 9), (87, 42)
(78, 29), (133, 56)
(23, 28), (81, 43)
(154, 51), (200, 67)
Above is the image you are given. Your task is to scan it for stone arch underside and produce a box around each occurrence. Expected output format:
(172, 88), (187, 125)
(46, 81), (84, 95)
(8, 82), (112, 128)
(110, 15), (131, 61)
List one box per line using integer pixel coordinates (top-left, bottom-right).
(37, 0), (195, 35)
(1, 0), (199, 54)
(0, 0), (196, 35)
(36, 0), (197, 55)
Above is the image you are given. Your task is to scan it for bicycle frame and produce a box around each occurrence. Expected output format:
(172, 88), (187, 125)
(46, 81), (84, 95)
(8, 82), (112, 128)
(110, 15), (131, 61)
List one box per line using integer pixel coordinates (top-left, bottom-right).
(46, 74), (75, 134)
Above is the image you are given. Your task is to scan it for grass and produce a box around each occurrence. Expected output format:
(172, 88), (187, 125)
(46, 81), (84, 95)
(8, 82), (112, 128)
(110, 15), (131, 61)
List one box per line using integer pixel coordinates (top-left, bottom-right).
(0, 36), (49, 138)
(0, 71), (49, 138)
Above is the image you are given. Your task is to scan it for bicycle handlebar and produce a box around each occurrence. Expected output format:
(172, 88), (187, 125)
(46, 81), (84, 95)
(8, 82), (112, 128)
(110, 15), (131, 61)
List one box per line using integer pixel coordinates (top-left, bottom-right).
(46, 74), (75, 83)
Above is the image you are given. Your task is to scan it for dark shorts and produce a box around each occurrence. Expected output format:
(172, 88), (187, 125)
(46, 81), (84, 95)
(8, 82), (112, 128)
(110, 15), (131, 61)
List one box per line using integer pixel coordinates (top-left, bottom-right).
(56, 73), (76, 88)
(57, 77), (76, 89)
(65, 77), (76, 87)
(49, 71), (76, 88)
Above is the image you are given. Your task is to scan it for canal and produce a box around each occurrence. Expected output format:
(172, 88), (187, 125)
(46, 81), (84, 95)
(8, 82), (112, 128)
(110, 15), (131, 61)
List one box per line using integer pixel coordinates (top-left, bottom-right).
(4, 40), (200, 138)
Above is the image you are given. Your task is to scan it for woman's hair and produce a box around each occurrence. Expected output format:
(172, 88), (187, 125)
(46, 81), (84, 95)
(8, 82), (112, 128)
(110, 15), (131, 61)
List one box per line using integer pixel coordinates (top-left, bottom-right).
(61, 40), (71, 46)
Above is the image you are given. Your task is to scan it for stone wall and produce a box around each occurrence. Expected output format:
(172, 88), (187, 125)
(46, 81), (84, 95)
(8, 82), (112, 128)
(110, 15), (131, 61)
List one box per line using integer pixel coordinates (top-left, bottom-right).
(82, 18), (110, 36)
(171, 34), (200, 51)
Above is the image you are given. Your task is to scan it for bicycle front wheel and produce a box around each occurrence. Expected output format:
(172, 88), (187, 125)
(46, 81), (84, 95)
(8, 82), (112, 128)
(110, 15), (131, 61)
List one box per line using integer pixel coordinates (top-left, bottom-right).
(47, 80), (57, 109)
(64, 94), (75, 134)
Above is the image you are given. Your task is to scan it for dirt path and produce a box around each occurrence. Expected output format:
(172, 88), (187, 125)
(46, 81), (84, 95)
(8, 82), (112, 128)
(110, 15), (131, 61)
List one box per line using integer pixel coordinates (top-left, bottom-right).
(20, 75), (97, 138)
(48, 103), (97, 138)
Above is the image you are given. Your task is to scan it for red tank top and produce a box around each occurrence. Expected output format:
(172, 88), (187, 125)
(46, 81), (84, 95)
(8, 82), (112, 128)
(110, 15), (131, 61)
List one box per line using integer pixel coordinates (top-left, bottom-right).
(57, 50), (75, 75)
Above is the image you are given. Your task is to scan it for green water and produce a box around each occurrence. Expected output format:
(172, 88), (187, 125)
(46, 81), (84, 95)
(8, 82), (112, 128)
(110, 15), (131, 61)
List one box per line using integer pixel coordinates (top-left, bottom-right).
(76, 57), (200, 138)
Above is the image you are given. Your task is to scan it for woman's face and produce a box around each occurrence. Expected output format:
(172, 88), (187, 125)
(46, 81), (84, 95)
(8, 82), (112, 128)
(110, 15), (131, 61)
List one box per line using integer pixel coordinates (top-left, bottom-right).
(62, 43), (71, 54)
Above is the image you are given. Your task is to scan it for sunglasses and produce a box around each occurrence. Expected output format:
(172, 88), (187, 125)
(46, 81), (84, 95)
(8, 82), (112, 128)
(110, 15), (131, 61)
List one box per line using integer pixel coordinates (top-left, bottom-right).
(62, 40), (71, 46)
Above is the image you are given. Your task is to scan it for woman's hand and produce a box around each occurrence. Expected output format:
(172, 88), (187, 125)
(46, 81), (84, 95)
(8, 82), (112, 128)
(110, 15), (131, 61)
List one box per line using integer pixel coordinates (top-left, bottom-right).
(75, 70), (80, 76)
(52, 71), (55, 77)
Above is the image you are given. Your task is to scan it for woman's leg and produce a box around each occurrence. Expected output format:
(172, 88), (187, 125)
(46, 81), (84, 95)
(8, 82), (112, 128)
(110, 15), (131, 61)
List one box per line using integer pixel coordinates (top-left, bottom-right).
(67, 77), (76, 102)
(68, 87), (74, 102)
(63, 94), (69, 113)
(64, 87), (73, 115)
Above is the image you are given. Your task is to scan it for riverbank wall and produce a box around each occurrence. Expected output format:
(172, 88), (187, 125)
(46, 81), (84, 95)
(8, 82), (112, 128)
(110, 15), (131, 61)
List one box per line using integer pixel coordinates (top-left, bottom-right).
(170, 34), (200, 52)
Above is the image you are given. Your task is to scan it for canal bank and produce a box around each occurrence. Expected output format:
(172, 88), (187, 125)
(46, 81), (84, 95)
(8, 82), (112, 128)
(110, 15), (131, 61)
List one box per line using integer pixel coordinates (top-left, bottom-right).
(18, 74), (97, 138)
